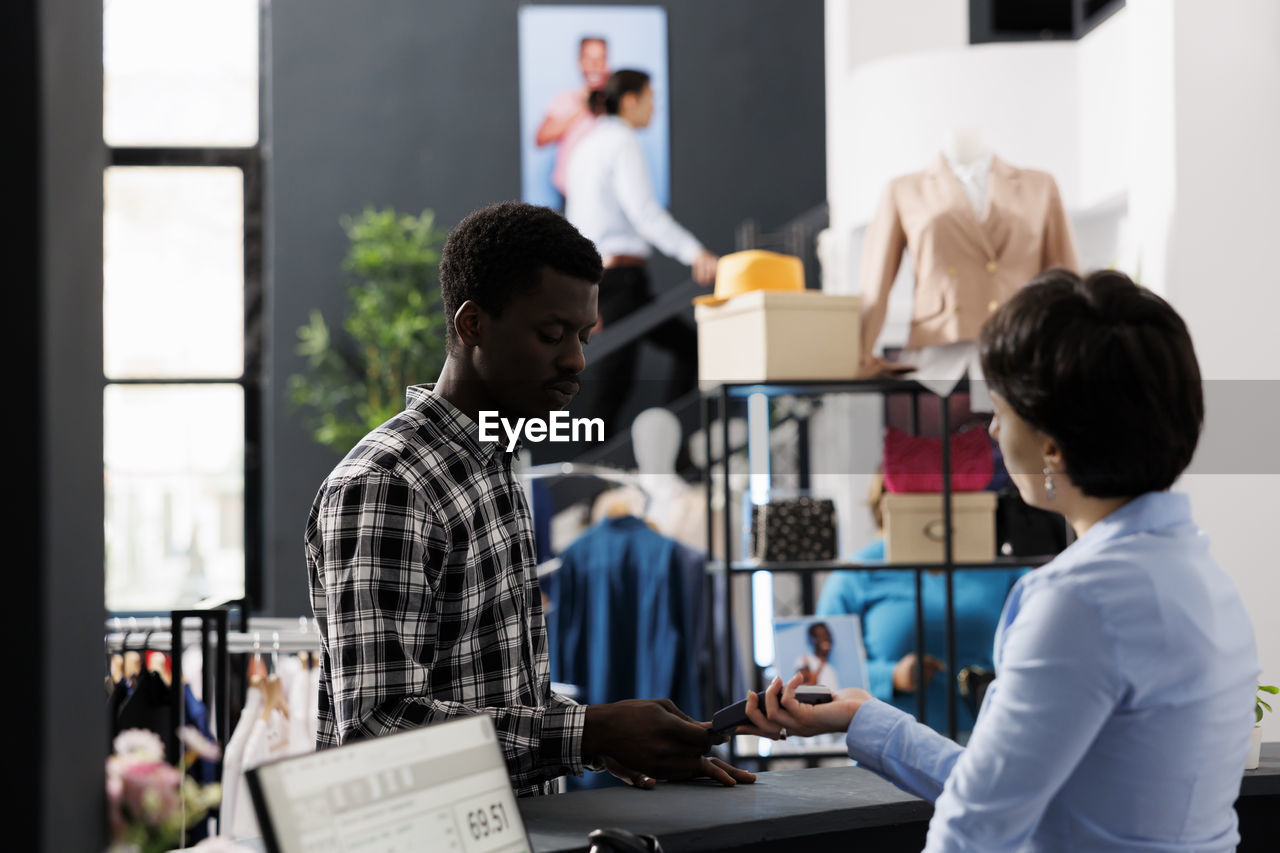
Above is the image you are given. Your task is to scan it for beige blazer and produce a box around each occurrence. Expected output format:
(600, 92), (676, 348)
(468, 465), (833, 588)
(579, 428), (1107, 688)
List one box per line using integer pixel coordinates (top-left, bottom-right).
(859, 155), (1079, 358)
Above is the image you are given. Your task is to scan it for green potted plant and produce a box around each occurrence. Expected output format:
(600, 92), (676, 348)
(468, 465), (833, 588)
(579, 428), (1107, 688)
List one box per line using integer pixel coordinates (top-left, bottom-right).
(289, 207), (449, 453)
(1248, 683), (1277, 770)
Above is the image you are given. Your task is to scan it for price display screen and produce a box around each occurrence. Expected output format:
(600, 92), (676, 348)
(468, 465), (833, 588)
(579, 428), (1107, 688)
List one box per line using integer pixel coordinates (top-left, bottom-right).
(247, 716), (530, 853)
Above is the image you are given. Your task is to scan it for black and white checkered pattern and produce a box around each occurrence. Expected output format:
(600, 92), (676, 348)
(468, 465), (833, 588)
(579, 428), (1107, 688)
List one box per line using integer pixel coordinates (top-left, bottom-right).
(305, 385), (584, 797)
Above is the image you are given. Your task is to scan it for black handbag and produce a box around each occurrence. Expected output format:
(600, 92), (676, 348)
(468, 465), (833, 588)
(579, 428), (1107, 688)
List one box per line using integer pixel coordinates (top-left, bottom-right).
(958, 665), (996, 720)
(750, 496), (837, 562)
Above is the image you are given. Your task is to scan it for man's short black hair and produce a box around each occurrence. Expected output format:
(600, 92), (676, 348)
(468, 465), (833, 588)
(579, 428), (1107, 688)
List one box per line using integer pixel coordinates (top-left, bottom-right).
(439, 201), (602, 346)
(603, 69), (650, 115)
(808, 621), (831, 641)
(979, 269), (1204, 498)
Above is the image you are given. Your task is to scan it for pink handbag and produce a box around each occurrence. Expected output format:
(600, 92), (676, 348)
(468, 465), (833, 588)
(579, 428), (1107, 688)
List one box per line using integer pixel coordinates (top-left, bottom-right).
(882, 426), (994, 493)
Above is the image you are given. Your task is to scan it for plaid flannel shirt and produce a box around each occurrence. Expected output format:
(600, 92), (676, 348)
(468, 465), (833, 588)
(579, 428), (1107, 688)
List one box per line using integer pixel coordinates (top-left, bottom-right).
(305, 385), (586, 796)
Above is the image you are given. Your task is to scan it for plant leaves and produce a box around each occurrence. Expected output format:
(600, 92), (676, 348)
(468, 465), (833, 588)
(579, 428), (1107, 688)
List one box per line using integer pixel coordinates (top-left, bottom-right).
(288, 207), (448, 453)
(1260, 685), (1279, 694)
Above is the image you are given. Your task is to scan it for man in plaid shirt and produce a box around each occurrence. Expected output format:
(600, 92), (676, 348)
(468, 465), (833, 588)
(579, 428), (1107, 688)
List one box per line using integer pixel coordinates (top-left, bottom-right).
(306, 202), (753, 796)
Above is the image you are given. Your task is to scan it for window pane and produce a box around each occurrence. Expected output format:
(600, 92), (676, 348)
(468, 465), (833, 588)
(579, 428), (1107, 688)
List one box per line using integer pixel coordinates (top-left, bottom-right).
(105, 384), (245, 612)
(104, 0), (259, 146)
(104, 166), (244, 379)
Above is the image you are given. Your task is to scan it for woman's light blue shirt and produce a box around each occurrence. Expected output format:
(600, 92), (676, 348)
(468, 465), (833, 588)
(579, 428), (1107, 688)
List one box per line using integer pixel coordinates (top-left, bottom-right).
(817, 539), (1024, 735)
(845, 491), (1259, 852)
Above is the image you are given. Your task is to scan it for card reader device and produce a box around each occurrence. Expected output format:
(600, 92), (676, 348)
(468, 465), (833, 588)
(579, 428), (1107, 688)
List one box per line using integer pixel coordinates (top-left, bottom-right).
(709, 684), (833, 733)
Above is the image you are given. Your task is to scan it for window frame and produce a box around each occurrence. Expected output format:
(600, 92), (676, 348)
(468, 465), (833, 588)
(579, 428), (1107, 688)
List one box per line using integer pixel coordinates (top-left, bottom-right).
(103, 0), (267, 615)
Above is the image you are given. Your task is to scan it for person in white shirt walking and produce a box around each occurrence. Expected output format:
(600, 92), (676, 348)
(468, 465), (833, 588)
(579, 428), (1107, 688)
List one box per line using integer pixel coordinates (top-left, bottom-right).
(565, 69), (718, 438)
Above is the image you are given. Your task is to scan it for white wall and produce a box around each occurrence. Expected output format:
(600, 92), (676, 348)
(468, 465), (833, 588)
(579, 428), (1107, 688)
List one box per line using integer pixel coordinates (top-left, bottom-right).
(824, 0), (1280, 738)
(1160, 0), (1280, 740)
(824, 0), (967, 239)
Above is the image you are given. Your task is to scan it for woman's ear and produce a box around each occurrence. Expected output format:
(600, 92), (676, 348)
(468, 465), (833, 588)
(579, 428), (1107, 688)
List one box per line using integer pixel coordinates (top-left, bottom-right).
(454, 300), (485, 348)
(1042, 435), (1064, 473)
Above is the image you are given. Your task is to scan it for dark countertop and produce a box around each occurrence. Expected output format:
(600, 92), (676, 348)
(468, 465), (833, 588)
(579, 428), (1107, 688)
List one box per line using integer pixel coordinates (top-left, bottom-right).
(234, 743), (1279, 852)
(1242, 741), (1280, 796)
(521, 743), (1280, 853)
(518, 765), (932, 853)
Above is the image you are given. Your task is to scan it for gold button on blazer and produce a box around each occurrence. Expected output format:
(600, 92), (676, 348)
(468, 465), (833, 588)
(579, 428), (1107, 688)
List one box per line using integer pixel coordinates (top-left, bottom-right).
(859, 155), (1079, 360)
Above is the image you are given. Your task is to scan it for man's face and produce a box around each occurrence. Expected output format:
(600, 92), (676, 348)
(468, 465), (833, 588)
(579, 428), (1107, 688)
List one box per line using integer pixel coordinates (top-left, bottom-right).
(579, 40), (609, 89)
(810, 625), (833, 657)
(476, 267), (598, 421)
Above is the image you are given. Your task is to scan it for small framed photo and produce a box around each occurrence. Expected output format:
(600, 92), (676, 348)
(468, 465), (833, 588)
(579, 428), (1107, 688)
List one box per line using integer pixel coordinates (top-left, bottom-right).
(771, 614), (869, 692)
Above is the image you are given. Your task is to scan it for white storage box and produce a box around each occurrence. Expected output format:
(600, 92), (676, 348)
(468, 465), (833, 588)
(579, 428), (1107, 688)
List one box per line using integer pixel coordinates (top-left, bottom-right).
(883, 491), (997, 564)
(694, 290), (861, 383)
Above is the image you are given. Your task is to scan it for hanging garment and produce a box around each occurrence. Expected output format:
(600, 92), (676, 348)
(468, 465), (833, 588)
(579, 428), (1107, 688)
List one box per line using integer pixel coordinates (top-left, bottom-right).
(551, 516), (748, 791)
(113, 669), (176, 763)
(183, 684), (217, 784)
(181, 684), (214, 843)
(220, 676), (312, 840)
(285, 662), (314, 754)
(218, 684), (262, 839)
(550, 516), (704, 717)
(107, 678), (131, 734)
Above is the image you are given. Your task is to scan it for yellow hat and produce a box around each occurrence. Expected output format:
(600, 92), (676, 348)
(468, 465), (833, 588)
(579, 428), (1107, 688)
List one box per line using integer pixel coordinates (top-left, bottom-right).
(692, 249), (805, 307)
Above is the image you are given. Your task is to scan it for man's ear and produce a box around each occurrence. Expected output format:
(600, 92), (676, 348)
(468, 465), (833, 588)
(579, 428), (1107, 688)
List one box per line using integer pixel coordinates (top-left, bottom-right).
(454, 300), (485, 348)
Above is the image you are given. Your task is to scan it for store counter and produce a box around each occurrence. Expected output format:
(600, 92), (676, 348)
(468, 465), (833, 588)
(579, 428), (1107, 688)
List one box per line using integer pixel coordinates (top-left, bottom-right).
(233, 744), (1278, 852)
(520, 743), (1280, 852)
(519, 765), (931, 852)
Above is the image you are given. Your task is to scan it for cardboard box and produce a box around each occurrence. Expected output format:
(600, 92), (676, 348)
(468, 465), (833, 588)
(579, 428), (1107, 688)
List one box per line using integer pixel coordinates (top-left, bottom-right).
(695, 290), (861, 383)
(883, 491), (997, 564)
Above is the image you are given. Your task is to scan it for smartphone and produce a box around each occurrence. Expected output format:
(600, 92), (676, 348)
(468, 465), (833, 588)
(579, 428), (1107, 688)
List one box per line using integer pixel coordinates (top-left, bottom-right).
(709, 684), (833, 733)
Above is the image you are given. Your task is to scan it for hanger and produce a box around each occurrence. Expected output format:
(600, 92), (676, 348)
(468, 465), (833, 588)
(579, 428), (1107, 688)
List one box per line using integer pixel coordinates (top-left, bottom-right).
(143, 619), (171, 685)
(260, 634), (291, 722)
(248, 632), (268, 684)
(120, 619), (143, 683)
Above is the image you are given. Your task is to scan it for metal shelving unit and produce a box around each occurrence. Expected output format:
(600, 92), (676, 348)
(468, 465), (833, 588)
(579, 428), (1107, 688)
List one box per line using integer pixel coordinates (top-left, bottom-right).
(700, 377), (1062, 761)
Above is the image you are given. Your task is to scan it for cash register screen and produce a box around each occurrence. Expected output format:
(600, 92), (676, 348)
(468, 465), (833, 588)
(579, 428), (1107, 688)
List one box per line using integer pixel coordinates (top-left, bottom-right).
(246, 716), (531, 853)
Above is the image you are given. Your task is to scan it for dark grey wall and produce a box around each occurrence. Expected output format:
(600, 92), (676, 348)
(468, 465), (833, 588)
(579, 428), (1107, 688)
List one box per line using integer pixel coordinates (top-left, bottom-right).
(266, 0), (826, 614)
(9, 0), (107, 848)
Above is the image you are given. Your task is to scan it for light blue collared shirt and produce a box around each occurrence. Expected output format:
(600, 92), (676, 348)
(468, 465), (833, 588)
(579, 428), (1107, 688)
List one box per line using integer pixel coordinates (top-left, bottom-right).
(846, 491), (1259, 852)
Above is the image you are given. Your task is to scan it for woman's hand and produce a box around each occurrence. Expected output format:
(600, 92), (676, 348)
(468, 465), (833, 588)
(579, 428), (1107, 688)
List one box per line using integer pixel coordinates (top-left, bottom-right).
(737, 674), (872, 739)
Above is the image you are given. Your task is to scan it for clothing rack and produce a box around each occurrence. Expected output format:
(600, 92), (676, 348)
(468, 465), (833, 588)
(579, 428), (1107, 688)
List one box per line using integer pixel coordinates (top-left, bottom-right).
(105, 612), (322, 771)
(524, 462), (654, 577)
(524, 461), (651, 507)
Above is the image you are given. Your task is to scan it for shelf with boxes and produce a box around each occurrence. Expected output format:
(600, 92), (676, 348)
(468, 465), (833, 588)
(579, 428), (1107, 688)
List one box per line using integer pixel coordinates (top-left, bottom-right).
(698, 374), (1063, 759)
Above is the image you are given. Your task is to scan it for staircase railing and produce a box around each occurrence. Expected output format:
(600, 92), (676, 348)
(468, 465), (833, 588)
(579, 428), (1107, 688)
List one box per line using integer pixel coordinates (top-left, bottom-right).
(569, 203), (830, 473)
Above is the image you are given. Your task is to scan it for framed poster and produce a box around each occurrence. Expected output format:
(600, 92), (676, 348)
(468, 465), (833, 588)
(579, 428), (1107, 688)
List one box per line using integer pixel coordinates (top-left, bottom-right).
(761, 615), (870, 754)
(772, 615), (869, 693)
(518, 5), (669, 211)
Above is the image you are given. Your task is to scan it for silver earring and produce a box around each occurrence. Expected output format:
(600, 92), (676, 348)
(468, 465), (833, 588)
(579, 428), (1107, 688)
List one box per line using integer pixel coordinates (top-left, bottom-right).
(1043, 466), (1056, 501)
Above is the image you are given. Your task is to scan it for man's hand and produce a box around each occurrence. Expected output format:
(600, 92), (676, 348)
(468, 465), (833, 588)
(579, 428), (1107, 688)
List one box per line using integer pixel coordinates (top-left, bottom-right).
(893, 653), (946, 693)
(603, 755), (756, 789)
(692, 250), (719, 285)
(737, 674), (871, 739)
(583, 698), (754, 786)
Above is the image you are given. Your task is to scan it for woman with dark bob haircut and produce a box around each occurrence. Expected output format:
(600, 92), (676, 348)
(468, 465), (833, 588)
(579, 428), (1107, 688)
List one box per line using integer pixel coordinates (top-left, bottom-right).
(742, 270), (1260, 851)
